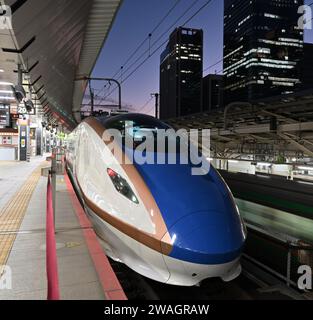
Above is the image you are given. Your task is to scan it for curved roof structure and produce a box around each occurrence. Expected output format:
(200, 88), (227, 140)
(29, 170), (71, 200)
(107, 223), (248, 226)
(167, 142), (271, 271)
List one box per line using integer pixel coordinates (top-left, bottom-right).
(0, 0), (122, 128)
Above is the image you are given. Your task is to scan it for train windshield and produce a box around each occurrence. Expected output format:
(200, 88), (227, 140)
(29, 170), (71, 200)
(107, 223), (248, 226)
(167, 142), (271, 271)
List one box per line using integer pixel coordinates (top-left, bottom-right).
(98, 114), (186, 153)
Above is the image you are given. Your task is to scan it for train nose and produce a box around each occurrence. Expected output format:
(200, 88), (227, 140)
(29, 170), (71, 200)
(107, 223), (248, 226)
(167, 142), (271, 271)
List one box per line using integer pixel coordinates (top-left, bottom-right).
(162, 211), (244, 265)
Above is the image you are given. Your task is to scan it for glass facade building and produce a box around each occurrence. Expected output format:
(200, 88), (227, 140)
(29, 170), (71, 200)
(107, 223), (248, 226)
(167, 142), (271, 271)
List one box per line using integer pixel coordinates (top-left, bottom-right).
(223, 0), (304, 104)
(160, 27), (203, 120)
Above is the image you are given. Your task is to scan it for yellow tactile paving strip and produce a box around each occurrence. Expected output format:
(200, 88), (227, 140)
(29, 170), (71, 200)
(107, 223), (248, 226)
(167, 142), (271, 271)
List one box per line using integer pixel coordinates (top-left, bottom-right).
(0, 162), (49, 275)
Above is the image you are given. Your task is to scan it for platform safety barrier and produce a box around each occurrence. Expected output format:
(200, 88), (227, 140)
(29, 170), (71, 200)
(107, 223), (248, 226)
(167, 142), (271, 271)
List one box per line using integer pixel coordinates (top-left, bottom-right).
(46, 173), (60, 300)
(244, 224), (313, 290)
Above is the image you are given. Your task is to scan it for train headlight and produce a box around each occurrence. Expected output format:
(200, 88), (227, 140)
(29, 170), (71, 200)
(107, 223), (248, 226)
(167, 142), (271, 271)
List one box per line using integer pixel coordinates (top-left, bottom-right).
(107, 168), (139, 204)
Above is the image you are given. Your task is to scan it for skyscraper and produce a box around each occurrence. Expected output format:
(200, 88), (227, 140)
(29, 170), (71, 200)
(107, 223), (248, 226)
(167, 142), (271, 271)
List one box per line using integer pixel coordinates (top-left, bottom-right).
(223, 0), (304, 104)
(160, 27), (203, 120)
(202, 74), (224, 111)
(300, 43), (313, 90)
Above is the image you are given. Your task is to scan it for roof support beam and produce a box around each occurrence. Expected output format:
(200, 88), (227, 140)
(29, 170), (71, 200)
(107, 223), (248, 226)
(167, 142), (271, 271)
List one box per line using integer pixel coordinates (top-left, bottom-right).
(259, 110), (297, 124)
(2, 36), (36, 53)
(11, 0), (28, 14)
(278, 133), (313, 158)
(210, 121), (313, 137)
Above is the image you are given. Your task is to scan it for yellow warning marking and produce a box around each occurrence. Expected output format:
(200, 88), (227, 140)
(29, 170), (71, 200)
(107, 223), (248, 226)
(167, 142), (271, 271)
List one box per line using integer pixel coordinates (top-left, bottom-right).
(65, 242), (81, 248)
(0, 162), (49, 272)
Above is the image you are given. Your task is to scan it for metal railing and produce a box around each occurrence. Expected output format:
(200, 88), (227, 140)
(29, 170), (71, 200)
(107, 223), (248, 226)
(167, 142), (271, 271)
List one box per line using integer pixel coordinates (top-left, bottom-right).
(244, 222), (313, 290)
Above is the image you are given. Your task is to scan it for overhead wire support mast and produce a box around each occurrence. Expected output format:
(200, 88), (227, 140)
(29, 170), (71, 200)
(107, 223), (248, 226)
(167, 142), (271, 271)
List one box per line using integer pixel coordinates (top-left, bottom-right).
(151, 93), (159, 119)
(110, 0), (183, 80)
(89, 79), (95, 114)
(76, 77), (122, 111)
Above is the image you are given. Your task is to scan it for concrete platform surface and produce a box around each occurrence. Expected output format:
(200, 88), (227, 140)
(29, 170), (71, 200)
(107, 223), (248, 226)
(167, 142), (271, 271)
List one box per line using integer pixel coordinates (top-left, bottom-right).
(0, 158), (114, 300)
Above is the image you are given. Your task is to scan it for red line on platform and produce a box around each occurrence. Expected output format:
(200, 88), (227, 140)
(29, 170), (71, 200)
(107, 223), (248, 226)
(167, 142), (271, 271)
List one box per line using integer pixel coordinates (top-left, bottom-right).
(64, 170), (127, 300)
(46, 175), (60, 300)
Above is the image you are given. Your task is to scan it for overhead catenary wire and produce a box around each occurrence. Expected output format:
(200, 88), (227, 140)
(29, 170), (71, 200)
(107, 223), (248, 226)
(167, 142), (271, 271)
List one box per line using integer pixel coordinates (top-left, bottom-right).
(138, 96), (154, 113)
(115, 0), (202, 82)
(101, 0), (215, 104)
(111, 0), (183, 79)
(92, 0), (184, 105)
(140, 102), (155, 115)
(97, 0), (202, 107)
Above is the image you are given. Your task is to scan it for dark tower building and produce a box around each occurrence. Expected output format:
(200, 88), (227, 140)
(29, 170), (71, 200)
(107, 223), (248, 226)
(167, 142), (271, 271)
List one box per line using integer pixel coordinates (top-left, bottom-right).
(160, 27), (203, 120)
(300, 43), (313, 90)
(223, 0), (304, 105)
(202, 74), (224, 111)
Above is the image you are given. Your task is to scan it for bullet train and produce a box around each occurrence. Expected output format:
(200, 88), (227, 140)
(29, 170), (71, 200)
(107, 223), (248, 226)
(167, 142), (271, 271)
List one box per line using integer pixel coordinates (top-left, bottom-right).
(65, 113), (247, 286)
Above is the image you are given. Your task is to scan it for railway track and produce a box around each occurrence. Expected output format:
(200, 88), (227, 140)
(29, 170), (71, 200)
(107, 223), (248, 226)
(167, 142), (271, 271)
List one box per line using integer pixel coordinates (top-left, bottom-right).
(108, 256), (303, 300)
(67, 165), (311, 300)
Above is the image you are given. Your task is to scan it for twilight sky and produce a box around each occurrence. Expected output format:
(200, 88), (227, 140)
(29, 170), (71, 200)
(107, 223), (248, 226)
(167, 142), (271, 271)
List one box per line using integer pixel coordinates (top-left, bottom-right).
(92, 0), (313, 115)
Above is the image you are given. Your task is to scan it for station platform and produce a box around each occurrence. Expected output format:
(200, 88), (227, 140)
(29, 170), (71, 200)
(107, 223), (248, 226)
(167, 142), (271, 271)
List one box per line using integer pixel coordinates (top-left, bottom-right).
(0, 157), (126, 300)
(0, 157), (311, 301)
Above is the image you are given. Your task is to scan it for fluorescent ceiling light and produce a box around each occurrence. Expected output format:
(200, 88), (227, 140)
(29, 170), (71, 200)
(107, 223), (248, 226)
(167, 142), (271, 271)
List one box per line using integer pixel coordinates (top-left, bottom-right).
(0, 69), (4, 73)
(206, 157), (213, 161)
(0, 90), (12, 94)
(257, 162), (272, 166)
(0, 96), (15, 100)
(0, 81), (14, 86)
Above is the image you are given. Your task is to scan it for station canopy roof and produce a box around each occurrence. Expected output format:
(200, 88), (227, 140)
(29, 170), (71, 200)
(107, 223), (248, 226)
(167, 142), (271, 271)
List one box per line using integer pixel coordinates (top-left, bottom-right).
(0, 0), (122, 129)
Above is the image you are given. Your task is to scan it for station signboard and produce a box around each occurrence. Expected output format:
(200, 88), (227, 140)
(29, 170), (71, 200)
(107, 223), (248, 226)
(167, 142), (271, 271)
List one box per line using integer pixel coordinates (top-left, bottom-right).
(19, 125), (28, 161)
(17, 104), (28, 115)
(17, 103), (36, 116)
(0, 104), (10, 126)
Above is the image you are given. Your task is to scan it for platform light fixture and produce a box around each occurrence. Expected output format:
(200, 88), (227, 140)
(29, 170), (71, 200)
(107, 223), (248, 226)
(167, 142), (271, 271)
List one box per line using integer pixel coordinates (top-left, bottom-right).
(228, 160), (239, 164)
(298, 166), (313, 171)
(0, 96), (15, 100)
(257, 162), (272, 167)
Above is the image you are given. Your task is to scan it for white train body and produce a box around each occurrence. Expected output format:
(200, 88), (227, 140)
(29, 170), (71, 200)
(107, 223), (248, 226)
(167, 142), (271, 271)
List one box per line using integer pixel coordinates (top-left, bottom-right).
(66, 115), (246, 286)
